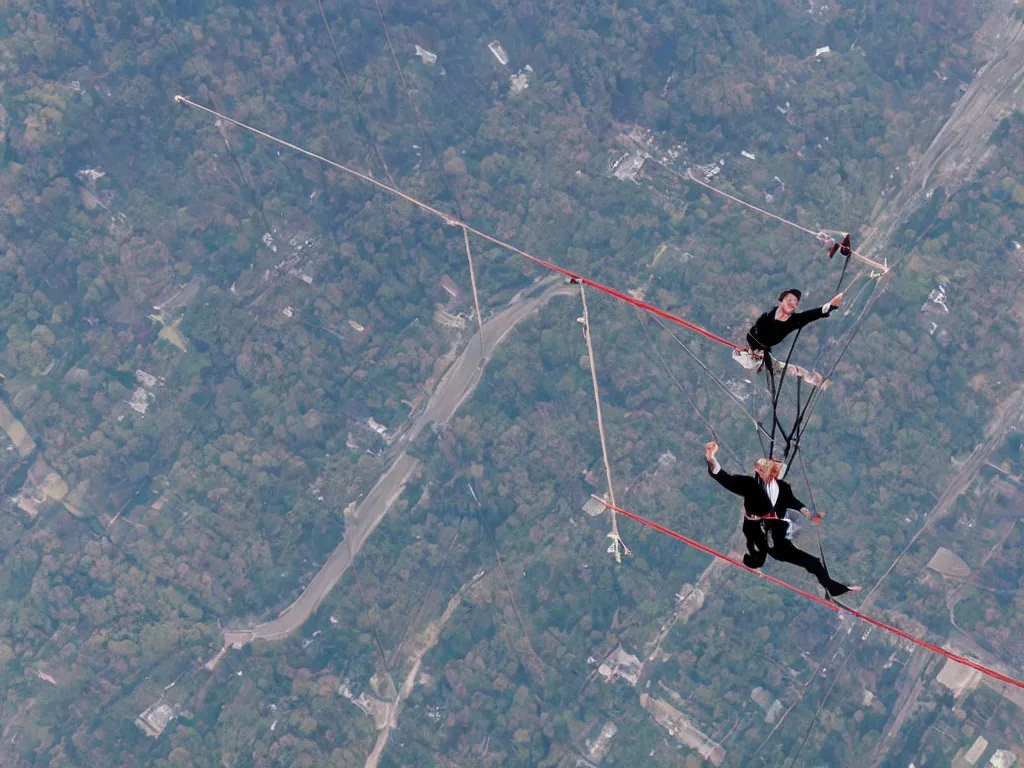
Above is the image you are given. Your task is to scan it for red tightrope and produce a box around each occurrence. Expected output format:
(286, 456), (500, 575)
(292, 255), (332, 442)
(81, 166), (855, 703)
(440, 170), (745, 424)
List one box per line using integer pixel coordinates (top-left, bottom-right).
(580, 278), (737, 348)
(173, 96), (737, 351)
(598, 499), (1024, 691)
(464, 227), (737, 348)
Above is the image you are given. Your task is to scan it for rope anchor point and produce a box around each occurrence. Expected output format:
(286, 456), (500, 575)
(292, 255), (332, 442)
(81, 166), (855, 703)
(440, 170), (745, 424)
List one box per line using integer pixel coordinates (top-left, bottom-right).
(606, 531), (631, 561)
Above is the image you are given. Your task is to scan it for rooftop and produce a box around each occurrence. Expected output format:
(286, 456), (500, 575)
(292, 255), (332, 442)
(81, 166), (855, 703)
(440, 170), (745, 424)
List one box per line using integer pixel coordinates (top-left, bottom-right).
(488, 40), (509, 66)
(135, 703), (175, 738)
(639, 693), (726, 766)
(990, 749), (1018, 768)
(965, 736), (989, 765)
(611, 150), (649, 182)
(585, 721), (618, 763)
(510, 71), (530, 94)
(439, 275), (461, 299)
(936, 655), (983, 697)
(414, 45), (437, 65)
(927, 546), (971, 579)
(598, 645), (642, 685)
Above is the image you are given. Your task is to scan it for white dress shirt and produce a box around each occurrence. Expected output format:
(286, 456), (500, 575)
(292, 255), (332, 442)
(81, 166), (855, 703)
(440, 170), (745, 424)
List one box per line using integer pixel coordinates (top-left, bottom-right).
(710, 458), (778, 506)
(710, 457), (795, 538)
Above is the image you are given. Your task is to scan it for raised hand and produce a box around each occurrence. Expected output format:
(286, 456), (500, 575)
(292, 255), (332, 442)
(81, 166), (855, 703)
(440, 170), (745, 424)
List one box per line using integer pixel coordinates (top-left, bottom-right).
(705, 441), (719, 464)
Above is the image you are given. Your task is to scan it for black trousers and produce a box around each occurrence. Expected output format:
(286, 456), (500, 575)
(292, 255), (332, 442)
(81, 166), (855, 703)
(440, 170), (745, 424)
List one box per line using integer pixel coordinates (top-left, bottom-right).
(741, 519), (850, 597)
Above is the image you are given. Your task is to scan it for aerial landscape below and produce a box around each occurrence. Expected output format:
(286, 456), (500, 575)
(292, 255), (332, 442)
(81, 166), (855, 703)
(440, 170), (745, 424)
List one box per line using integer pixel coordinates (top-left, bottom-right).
(1, 0), (1024, 766)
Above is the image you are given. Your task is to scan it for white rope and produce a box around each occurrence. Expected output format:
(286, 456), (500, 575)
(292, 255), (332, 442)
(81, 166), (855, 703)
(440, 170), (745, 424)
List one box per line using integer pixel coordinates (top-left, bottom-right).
(671, 165), (889, 273)
(579, 284), (629, 562)
(462, 227), (486, 364)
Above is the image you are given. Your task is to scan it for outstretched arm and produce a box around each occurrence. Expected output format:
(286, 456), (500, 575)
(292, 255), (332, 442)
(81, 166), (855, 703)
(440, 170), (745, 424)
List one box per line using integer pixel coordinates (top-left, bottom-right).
(790, 305), (832, 330)
(705, 442), (749, 496)
(791, 293), (844, 331)
(710, 466), (750, 497)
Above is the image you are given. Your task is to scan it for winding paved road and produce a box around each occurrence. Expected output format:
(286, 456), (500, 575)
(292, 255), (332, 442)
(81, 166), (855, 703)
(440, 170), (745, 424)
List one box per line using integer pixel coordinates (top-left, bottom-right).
(223, 278), (575, 647)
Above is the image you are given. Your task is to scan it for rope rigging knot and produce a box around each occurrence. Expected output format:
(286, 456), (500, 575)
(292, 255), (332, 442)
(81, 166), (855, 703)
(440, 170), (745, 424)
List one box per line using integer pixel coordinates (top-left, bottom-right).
(606, 530), (631, 561)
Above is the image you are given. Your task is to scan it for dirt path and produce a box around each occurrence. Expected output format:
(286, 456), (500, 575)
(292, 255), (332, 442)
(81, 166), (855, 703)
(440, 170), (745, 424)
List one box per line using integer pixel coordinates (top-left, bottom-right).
(851, 21), (1024, 754)
(642, 555), (728, 668)
(732, 8), (1024, 756)
(870, 649), (936, 766)
(862, 385), (1024, 608)
(833, 386), (1024, 766)
(364, 581), (470, 768)
(863, 9), (1024, 259)
(219, 279), (575, 650)
(948, 521), (1016, 629)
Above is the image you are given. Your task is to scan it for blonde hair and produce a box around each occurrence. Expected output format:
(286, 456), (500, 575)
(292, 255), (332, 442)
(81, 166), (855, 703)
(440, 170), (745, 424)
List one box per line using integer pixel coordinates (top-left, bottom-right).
(754, 458), (783, 482)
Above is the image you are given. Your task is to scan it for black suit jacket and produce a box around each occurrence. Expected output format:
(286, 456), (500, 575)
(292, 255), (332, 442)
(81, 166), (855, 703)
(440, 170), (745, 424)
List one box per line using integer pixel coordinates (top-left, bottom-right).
(708, 464), (805, 518)
(746, 305), (834, 352)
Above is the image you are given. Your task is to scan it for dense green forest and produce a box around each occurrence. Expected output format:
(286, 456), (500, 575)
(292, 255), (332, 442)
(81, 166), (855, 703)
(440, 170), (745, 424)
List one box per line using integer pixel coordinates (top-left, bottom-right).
(0, 0), (1022, 765)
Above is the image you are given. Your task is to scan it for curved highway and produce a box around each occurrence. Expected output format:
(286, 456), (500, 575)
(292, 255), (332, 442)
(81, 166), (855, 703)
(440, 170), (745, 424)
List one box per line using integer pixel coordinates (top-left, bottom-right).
(223, 278), (574, 647)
